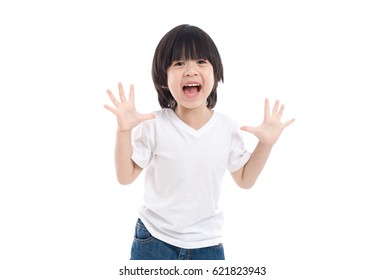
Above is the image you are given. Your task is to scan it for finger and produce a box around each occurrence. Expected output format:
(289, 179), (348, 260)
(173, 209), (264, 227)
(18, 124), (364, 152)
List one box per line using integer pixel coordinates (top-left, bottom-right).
(283, 118), (295, 127)
(118, 82), (127, 103)
(264, 98), (270, 120)
(272, 100), (280, 116)
(277, 104), (285, 120)
(104, 104), (117, 115)
(240, 126), (256, 134)
(139, 113), (156, 121)
(106, 89), (120, 107)
(129, 84), (135, 104)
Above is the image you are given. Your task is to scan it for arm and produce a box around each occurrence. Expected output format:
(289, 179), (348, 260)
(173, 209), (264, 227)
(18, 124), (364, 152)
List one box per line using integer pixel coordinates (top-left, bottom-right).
(113, 129), (142, 185)
(231, 99), (295, 189)
(104, 83), (155, 185)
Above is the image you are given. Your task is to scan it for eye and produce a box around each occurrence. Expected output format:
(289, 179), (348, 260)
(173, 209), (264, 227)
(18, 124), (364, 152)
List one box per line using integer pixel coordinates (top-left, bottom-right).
(173, 61), (185, 67)
(197, 59), (208, 64)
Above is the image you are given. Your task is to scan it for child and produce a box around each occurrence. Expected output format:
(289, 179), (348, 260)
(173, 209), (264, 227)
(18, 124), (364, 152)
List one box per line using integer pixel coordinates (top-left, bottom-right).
(104, 24), (294, 260)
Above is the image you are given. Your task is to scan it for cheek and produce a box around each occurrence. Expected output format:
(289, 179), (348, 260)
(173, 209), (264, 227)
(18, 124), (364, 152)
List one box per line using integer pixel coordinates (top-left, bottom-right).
(166, 74), (180, 98)
(206, 68), (215, 83)
(166, 71), (177, 88)
(167, 77), (178, 92)
(206, 73), (215, 91)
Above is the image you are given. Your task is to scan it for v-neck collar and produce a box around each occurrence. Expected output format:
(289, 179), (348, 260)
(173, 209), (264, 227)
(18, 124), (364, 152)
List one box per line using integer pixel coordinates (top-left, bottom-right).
(166, 108), (217, 137)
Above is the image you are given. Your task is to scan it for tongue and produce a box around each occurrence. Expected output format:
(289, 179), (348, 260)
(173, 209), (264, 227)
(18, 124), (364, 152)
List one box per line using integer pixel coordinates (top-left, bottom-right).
(184, 86), (199, 95)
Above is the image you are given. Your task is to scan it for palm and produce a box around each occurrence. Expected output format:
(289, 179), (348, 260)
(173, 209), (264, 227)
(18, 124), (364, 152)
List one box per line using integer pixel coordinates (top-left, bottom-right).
(104, 83), (155, 131)
(241, 99), (295, 146)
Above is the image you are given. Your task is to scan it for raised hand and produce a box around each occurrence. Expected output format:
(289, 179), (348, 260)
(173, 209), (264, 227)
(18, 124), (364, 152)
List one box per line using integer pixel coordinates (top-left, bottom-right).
(241, 99), (295, 147)
(104, 82), (155, 131)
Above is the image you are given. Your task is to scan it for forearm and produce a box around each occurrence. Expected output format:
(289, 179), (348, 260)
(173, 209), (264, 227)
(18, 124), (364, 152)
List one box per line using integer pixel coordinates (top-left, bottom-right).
(114, 129), (139, 184)
(239, 142), (273, 189)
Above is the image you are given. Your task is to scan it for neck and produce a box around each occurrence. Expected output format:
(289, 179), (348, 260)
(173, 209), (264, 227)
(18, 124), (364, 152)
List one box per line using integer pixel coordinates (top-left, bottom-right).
(173, 105), (213, 130)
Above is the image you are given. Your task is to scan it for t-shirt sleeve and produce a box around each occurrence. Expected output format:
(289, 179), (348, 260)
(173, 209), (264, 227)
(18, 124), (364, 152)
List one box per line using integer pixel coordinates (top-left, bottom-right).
(227, 125), (251, 173)
(131, 121), (154, 169)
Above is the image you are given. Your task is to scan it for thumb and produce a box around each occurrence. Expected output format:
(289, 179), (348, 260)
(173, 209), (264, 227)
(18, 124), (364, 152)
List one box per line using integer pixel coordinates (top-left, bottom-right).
(240, 126), (255, 133)
(139, 113), (156, 121)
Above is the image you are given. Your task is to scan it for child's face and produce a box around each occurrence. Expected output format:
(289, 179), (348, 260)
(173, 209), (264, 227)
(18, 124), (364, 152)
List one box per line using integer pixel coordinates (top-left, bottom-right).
(166, 59), (214, 111)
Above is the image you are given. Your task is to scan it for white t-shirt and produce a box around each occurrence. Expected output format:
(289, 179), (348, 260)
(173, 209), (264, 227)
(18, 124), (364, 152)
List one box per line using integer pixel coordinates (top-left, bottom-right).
(131, 108), (251, 249)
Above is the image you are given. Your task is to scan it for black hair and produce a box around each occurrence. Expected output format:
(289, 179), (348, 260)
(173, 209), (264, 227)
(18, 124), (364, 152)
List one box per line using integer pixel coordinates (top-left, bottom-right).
(152, 24), (224, 109)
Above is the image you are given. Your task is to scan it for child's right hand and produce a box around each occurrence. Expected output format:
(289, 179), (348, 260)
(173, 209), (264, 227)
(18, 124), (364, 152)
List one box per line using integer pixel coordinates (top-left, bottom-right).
(104, 82), (155, 131)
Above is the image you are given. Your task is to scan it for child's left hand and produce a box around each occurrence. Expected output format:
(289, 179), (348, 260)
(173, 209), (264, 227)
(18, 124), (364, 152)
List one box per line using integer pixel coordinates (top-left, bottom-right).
(241, 99), (295, 147)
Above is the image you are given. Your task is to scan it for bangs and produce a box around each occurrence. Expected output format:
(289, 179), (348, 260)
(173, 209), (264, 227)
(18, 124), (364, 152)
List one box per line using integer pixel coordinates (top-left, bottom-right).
(169, 29), (213, 63)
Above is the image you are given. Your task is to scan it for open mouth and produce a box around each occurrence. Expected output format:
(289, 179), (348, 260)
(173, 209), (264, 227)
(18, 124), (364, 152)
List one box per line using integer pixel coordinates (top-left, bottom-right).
(183, 83), (201, 97)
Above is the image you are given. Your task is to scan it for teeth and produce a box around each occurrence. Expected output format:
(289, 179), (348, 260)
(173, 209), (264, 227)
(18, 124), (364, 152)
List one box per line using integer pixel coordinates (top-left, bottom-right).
(184, 84), (200, 87)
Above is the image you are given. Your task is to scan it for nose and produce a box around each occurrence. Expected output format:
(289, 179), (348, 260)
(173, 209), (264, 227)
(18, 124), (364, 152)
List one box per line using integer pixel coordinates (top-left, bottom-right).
(184, 61), (198, 76)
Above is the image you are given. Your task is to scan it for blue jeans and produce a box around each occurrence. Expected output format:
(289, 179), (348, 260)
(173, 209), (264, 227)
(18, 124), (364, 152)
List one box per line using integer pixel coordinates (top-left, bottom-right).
(130, 219), (225, 260)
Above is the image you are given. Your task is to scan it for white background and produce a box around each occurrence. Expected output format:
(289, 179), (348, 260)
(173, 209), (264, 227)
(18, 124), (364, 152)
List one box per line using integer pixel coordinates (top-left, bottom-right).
(1, 0), (384, 279)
